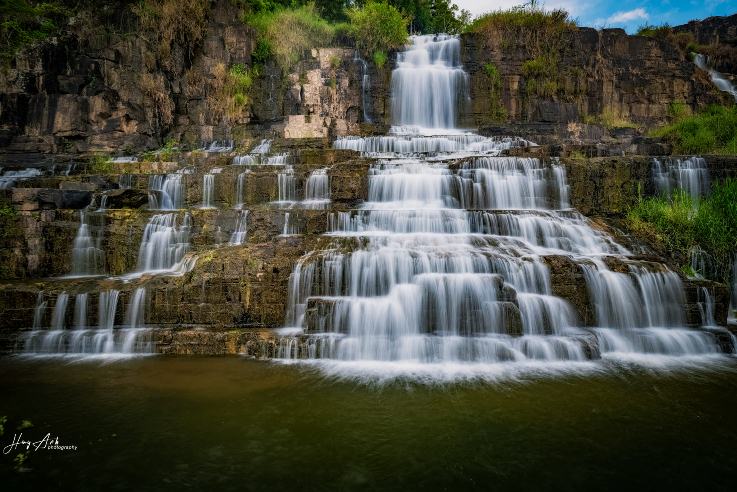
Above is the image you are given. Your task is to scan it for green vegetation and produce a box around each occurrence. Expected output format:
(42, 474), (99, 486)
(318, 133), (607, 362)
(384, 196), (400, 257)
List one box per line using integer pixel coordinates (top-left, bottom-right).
(0, 0), (71, 64)
(347, 1), (408, 58)
(628, 181), (737, 279)
(583, 109), (638, 131)
(467, 4), (576, 101)
(483, 62), (506, 122)
(372, 50), (387, 69)
(88, 155), (113, 173)
(223, 63), (256, 116)
(652, 105), (737, 155)
(466, 4), (575, 35)
(636, 24), (672, 38)
(248, 4), (336, 69)
(141, 138), (179, 162)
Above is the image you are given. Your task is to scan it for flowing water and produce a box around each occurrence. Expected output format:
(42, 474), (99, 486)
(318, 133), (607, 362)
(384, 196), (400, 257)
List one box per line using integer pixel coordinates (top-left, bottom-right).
(695, 53), (737, 102)
(275, 34), (733, 378)
(148, 174), (184, 210)
(69, 211), (103, 276)
(652, 156), (710, 199)
(201, 173), (216, 208)
(229, 210), (248, 246)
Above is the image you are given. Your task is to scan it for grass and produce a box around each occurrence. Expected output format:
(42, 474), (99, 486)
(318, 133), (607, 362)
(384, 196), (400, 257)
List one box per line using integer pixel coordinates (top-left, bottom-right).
(248, 4), (336, 69)
(636, 24), (672, 38)
(583, 109), (638, 130)
(652, 105), (737, 155)
(88, 155), (113, 173)
(628, 180), (737, 280)
(466, 6), (575, 36)
(372, 50), (387, 69)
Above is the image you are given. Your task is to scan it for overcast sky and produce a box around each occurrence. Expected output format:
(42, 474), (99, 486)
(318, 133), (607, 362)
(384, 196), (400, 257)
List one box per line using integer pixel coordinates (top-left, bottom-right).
(454, 0), (736, 32)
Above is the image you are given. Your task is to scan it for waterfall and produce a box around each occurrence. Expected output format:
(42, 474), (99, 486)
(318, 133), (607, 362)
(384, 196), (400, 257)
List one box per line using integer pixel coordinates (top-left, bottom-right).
(274, 34), (730, 375)
(0, 168), (42, 189)
(70, 211), (103, 276)
(251, 139), (272, 154)
(282, 212), (299, 236)
(73, 293), (88, 329)
(303, 168), (331, 209)
(276, 166), (297, 204)
(354, 51), (372, 123)
(136, 213), (191, 273)
(652, 156), (710, 199)
(201, 174), (216, 208)
(235, 171), (248, 209)
(23, 288), (153, 355)
(694, 53), (737, 102)
(149, 174), (184, 210)
(203, 140), (234, 153)
(391, 34), (469, 131)
(229, 210), (248, 245)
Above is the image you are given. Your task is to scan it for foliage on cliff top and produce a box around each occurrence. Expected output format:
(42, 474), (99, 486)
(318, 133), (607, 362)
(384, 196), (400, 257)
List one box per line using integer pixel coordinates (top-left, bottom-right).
(628, 180), (737, 280)
(653, 105), (737, 155)
(247, 4), (336, 69)
(347, 1), (408, 58)
(0, 0), (71, 64)
(465, 4), (576, 38)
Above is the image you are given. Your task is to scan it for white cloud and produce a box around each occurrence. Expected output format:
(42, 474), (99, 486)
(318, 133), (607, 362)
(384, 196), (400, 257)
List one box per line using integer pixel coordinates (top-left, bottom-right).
(606, 8), (649, 24)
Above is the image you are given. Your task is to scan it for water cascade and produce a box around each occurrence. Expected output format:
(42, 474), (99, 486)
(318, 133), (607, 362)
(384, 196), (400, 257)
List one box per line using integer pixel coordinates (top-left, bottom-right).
(69, 211), (104, 276)
(136, 213), (191, 273)
(303, 168), (331, 209)
(275, 35), (731, 374)
(652, 156), (710, 199)
(202, 174), (216, 208)
(23, 289), (153, 355)
(230, 210), (248, 245)
(694, 53), (737, 102)
(149, 174), (184, 210)
(235, 171), (248, 209)
(354, 51), (372, 123)
(276, 166), (297, 205)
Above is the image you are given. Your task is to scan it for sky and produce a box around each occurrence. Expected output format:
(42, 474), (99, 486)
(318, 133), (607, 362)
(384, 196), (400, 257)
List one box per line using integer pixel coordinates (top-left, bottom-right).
(453, 0), (736, 33)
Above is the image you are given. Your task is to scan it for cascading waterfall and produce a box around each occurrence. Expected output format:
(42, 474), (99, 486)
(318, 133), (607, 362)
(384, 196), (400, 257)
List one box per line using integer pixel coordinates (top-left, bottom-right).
(149, 174), (184, 210)
(0, 168), (42, 189)
(652, 156), (710, 199)
(69, 211), (104, 276)
(230, 210), (248, 245)
(275, 35), (731, 377)
(694, 53), (737, 102)
(22, 289), (153, 355)
(276, 166), (297, 205)
(136, 213), (191, 273)
(354, 51), (372, 123)
(303, 168), (331, 209)
(391, 34), (468, 131)
(235, 171), (248, 209)
(201, 174), (216, 208)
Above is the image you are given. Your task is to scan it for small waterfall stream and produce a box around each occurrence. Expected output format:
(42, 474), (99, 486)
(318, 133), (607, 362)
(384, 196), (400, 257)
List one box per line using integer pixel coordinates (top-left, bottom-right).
(652, 156), (710, 199)
(70, 211), (104, 276)
(694, 53), (737, 102)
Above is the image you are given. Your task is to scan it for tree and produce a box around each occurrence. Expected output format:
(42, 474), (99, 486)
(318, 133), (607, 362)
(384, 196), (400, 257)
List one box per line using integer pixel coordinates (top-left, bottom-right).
(348, 1), (409, 56)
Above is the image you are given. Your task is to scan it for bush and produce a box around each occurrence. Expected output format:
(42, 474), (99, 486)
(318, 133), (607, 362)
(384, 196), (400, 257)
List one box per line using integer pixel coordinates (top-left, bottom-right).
(372, 50), (387, 69)
(636, 24), (672, 38)
(248, 4), (336, 69)
(0, 0), (71, 64)
(653, 105), (737, 155)
(347, 1), (408, 58)
(628, 180), (737, 279)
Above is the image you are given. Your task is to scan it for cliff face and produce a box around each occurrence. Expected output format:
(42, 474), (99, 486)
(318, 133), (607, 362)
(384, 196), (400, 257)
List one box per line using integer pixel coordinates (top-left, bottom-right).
(461, 27), (730, 128)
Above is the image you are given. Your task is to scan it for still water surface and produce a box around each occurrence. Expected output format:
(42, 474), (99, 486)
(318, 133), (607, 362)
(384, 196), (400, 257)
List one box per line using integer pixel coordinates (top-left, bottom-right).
(1, 356), (736, 491)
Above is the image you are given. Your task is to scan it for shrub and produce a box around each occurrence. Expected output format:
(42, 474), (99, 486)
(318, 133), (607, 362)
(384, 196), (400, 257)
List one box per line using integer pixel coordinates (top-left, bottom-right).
(0, 0), (71, 64)
(628, 180), (737, 280)
(652, 105), (737, 155)
(249, 4), (336, 69)
(636, 24), (672, 38)
(89, 155), (114, 174)
(347, 1), (408, 58)
(372, 50), (387, 69)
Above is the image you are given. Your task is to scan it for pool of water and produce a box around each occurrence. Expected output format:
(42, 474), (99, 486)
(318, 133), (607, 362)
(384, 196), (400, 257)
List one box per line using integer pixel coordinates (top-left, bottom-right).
(2, 356), (737, 491)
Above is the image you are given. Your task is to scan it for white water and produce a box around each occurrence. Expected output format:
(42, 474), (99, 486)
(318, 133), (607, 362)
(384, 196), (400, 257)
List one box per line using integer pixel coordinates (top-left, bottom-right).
(203, 140), (234, 153)
(149, 174), (184, 210)
(229, 210), (248, 245)
(136, 213), (191, 273)
(354, 51), (372, 123)
(0, 168), (42, 188)
(235, 171), (248, 209)
(694, 53), (737, 102)
(303, 168), (331, 209)
(69, 211), (104, 276)
(275, 35), (731, 376)
(652, 156), (710, 199)
(201, 174), (216, 208)
(22, 289), (153, 355)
